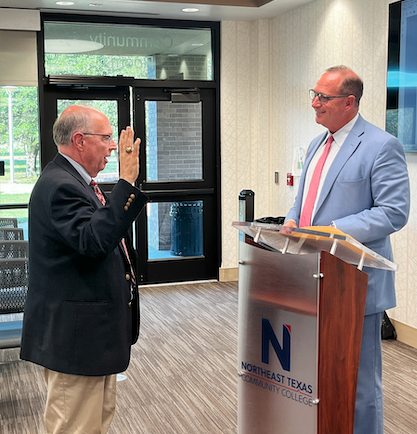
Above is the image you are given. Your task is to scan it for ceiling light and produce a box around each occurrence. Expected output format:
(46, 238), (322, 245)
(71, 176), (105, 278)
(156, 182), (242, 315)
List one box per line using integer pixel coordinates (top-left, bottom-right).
(45, 39), (104, 54)
(182, 8), (199, 13)
(191, 43), (204, 47)
(55, 1), (75, 5)
(89, 3), (102, 6)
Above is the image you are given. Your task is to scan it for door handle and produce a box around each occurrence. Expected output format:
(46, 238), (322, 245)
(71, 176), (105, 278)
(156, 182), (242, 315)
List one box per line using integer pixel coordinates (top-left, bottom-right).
(139, 188), (214, 196)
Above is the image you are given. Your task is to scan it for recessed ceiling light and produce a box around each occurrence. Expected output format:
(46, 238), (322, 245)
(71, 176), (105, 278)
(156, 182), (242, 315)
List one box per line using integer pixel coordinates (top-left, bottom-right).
(182, 8), (199, 13)
(89, 3), (102, 6)
(191, 43), (204, 47)
(56, 1), (75, 5)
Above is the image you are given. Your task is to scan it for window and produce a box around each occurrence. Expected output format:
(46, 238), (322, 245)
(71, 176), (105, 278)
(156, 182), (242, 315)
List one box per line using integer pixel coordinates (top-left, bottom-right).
(44, 21), (213, 81)
(0, 86), (40, 236)
(145, 100), (203, 181)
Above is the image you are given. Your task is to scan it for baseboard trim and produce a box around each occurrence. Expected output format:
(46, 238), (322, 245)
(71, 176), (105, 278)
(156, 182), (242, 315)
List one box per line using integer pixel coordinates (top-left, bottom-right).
(219, 267), (238, 282)
(391, 319), (417, 349)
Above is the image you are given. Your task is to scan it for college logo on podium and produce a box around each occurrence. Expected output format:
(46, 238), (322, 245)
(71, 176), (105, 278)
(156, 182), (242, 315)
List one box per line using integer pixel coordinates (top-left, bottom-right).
(240, 315), (314, 403)
(262, 318), (291, 371)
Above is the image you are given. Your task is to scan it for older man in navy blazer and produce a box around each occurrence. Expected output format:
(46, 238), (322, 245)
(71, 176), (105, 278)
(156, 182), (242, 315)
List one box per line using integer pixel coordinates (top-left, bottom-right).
(284, 66), (410, 433)
(20, 105), (147, 434)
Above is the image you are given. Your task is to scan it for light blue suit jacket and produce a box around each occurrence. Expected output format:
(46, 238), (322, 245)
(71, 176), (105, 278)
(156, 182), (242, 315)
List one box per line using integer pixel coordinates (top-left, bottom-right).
(286, 114), (410, 315)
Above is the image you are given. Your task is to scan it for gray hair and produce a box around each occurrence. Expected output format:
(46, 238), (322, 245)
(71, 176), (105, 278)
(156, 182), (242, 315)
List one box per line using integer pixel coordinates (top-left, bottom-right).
(52, 106), (93, 147)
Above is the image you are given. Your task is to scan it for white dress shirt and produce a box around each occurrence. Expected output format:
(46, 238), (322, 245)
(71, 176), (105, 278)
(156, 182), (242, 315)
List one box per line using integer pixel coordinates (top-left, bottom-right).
(301, 113), (359, 220)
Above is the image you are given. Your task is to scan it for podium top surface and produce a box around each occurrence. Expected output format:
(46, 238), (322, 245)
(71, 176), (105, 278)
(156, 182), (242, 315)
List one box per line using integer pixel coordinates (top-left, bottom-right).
(232, 221), (397, 271)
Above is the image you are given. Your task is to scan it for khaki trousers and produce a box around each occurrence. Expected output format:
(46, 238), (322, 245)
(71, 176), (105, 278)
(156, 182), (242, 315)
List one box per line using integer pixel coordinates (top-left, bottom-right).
(44, 368), (117, 434)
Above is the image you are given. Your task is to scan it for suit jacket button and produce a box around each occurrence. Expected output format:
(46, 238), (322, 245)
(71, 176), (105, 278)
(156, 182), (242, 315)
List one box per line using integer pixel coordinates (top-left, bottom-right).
(126, 274), (130, 280)
(128, 301), (132, 307)
(130, 194), (135, 199)
(124, 206), (129, 211)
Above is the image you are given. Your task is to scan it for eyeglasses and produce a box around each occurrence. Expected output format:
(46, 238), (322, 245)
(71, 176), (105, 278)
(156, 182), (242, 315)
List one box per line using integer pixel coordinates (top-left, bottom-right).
(82, 133), (113, 144)
(309, 89), (352, 104)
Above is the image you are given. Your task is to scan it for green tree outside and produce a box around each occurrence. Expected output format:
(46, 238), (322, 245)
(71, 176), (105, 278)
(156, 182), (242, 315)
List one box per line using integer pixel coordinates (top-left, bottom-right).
(0, 87), (40, 185)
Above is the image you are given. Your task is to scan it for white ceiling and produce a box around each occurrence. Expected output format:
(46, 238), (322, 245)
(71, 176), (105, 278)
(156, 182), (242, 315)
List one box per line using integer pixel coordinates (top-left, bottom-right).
(0, 0), (315, 21)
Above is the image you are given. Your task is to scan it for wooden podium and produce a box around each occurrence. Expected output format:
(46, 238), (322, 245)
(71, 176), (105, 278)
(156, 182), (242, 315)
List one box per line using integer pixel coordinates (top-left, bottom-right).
(232, 222), (397, 434)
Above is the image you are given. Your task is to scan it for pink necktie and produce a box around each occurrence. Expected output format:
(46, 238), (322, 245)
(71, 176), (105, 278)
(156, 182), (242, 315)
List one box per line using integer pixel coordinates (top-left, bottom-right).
(299, 135), (334, 228)
(90, 180), (106, 205)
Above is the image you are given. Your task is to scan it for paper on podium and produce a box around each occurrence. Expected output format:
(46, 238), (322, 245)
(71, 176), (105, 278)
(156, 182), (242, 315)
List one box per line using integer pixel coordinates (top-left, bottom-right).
(232, 221), (397, 271)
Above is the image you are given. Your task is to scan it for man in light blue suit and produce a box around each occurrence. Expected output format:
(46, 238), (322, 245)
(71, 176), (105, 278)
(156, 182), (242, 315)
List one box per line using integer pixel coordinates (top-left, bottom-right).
(284, 66), (410, 434)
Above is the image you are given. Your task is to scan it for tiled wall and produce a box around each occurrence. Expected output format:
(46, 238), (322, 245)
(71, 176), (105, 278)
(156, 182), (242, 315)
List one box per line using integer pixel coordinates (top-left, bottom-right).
(221, 0), (417, 330)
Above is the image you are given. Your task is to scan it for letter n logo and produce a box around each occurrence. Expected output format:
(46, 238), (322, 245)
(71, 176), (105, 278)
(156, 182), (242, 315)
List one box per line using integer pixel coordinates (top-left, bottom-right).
(261, 318), (291, 372)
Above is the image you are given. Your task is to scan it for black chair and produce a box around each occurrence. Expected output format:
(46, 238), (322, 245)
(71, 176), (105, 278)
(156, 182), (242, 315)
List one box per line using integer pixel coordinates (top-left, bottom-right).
(0, 258), (29, 349)
(0, 228), (24, 241)
(0, 218), (18, 228)
(0, 241), (29, 259)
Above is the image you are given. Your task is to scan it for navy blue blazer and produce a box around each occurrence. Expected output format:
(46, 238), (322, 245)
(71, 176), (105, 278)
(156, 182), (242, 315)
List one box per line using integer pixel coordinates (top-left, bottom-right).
(286, 115), (410, 315)
(20, 154), (147, 376)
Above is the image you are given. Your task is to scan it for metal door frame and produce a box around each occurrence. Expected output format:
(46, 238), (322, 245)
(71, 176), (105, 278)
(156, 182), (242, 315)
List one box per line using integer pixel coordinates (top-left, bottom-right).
(134, 86), (220, 284)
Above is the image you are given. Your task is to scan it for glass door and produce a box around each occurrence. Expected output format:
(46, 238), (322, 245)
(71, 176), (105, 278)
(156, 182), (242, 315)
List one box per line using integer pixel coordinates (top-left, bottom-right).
(134, 87), (220, 284)
(40, 86), (130, 194)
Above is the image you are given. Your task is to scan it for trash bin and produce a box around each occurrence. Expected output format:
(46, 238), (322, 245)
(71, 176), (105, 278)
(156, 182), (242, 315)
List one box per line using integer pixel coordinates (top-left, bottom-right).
(170, 202), (203, 256)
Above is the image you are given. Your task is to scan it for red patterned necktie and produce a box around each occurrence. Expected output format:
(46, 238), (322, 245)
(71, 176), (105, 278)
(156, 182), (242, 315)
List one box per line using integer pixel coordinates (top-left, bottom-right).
(299, 135), (334, 228)
(90, 179), (106, 205)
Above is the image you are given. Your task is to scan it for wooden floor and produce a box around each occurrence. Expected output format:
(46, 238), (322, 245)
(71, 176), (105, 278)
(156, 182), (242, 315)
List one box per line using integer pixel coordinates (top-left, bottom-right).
(1, 281), (417, 433)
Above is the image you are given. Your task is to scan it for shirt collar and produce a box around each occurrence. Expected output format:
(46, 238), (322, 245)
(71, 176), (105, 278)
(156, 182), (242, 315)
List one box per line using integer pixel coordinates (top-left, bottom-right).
(59, 152), (92, 185)
(329, 113), (359, 148)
